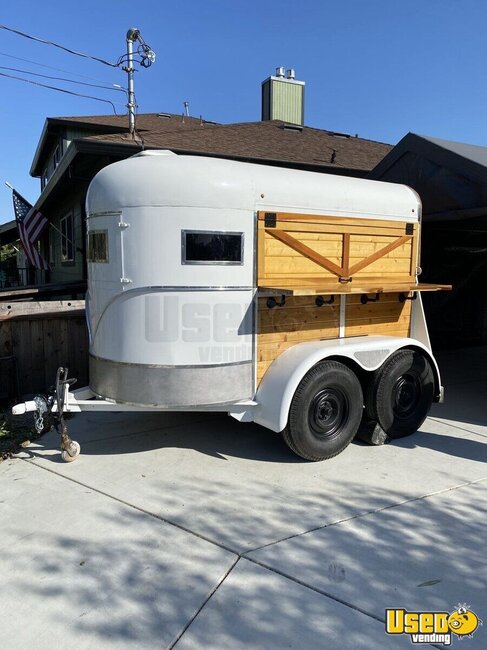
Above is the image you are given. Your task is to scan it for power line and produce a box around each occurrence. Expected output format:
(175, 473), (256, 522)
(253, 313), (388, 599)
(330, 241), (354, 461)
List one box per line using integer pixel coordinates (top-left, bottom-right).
(0, 65), (126, 93)
(0, 71), (122, 113)
(0, 50), (117, 85)
(0, 23), (119, 68)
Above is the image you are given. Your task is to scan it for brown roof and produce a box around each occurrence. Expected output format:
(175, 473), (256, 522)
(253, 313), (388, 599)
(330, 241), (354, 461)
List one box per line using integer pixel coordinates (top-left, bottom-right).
(54, 112), (218, 133)
(40, 113), (392, 175)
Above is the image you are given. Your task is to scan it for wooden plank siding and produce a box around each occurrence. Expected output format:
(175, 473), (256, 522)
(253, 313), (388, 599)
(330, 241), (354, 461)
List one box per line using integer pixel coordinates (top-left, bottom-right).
(257, 211), (417, 288)
(256, 211), (419, 384)
(345, 293), (411, 338)
(0, 301), (88, 397)
(257, 295), (340, 383)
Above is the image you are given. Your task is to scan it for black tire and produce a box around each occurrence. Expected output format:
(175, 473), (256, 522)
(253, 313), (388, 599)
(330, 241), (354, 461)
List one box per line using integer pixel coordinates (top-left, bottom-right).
(365, 350), (434, 439)
(282, 361), (363, 461)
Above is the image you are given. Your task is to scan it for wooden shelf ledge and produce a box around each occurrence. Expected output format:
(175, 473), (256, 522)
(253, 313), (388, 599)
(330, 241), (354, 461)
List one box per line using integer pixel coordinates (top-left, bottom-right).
(258, 282), (452, 297)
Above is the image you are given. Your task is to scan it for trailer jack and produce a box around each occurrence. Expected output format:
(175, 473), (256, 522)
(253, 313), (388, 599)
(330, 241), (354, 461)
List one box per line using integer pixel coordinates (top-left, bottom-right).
(54, 368), (81, 462)
(11, 367), (81, 463)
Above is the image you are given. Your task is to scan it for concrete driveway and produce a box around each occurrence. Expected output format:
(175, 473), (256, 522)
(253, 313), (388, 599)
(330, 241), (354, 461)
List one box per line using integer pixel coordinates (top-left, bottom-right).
(1, 347), (486, 649)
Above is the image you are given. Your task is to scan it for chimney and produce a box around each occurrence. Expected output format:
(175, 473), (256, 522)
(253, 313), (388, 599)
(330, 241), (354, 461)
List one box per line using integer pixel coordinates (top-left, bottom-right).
(261, 67), (305, 125)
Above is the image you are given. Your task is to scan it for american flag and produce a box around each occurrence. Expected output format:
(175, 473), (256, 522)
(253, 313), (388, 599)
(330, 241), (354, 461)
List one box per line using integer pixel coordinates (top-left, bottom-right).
(12, 190), (49, 270)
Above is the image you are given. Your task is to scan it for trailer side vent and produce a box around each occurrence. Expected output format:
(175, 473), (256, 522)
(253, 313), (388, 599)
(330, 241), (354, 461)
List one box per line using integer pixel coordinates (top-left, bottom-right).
(87, 230), (108, 263)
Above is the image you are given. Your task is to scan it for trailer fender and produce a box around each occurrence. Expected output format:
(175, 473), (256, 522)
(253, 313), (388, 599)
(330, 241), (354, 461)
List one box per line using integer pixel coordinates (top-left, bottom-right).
(251, 335), (441, 433)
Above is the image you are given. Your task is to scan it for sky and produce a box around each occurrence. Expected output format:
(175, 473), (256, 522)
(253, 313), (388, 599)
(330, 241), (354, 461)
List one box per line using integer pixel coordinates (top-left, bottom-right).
(1, 0), (487, 223)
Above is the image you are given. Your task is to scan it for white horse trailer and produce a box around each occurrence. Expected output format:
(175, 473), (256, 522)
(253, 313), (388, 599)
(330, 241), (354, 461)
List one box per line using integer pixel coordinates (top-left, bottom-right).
(13, 151), (450, 461)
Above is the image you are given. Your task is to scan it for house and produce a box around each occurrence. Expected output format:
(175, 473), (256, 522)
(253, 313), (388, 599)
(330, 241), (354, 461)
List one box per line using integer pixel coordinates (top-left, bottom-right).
(24, 69), (391, 293)
(0, 220), (29, 288)
(369, 133), (487, 346)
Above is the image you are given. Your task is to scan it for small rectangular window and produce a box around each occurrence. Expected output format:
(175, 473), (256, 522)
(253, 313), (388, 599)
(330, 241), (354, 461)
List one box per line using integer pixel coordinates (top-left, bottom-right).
(182, 230), (244, 265)
(60, 213), (74, 262)
(87, 230), (108, 263)
(49, 234), (56, 266)
(53, 145), (61, 167)
(41, 168), (48, 190)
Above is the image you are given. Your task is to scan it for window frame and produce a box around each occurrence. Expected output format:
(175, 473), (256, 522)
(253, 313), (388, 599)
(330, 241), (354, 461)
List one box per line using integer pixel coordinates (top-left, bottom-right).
(181, 229), (244, 266)
(53, 144), (61, 168)
(60, 212), (74, 263)
(48, 232), (56, 266)
(41, 167), (48, 191)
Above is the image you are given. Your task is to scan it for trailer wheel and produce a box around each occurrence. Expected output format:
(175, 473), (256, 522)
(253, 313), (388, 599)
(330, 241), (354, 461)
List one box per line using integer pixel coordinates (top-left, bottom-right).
(365, 350), (434, 438)
(283, 361), (363, 461)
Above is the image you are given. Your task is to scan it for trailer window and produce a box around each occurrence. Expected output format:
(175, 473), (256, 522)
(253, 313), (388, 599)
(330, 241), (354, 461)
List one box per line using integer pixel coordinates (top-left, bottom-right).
(88, 230), (108, 263)
(182, 231), (244, 264)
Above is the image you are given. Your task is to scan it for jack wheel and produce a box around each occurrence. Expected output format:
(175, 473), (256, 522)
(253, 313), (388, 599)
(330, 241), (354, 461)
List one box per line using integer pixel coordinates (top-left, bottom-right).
(61, 440), (81, 463)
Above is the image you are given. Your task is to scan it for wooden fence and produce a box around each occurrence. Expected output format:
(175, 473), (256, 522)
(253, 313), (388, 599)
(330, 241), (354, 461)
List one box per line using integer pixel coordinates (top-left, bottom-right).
(0, 301), (88, 399)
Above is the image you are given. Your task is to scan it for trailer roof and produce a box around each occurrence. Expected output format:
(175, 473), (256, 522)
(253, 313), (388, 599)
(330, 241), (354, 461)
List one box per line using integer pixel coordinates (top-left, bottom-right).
(87, 151), (420, 223)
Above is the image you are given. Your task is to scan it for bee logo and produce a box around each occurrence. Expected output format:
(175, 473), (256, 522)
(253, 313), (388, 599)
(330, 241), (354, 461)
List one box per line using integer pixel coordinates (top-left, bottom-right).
(447, 604), (481, 638)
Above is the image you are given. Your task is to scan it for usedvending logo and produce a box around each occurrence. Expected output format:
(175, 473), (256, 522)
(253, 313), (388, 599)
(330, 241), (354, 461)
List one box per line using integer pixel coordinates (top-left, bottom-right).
(385, 604), (481, 645)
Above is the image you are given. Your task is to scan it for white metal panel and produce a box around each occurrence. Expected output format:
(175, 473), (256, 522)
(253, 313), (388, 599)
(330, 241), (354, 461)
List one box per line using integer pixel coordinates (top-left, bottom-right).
(89, 289), (254, 366)
(120, 207), (254, 288)
(409, 293), (432, 351)
(87, 151), (420, 222)
(250, 336), (441, 433)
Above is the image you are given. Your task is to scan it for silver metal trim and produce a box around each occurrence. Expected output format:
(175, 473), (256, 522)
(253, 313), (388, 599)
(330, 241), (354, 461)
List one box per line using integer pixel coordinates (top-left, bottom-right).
(181, 229), (244, 266)
(89, 353), (251, 370)
(126, 285), (254, 292)
(339, 295), (346, 338)
(90, 355), (253, 407)
(87, 389), (251, 410)
(88, 211), (122, 218)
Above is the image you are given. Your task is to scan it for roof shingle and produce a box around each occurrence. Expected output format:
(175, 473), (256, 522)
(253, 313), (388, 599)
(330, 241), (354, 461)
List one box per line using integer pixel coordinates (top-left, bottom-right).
(42, 113), (392, 174)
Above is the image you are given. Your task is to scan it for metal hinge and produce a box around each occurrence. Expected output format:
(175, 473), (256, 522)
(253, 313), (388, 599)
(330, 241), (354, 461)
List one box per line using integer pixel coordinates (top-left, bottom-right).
(118, 222), (130, 229)
(264, 212), (277, 228)
(405, 223), (414, 235)
(120, 278), (132, 284)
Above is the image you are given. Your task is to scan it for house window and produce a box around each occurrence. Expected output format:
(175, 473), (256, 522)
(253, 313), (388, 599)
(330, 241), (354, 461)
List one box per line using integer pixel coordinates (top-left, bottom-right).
(41, 168), (48, 190)
(60, 213), (74, 262)
(53, 144), (62, 168)
(87, 230), (108, 263)
(182, 230), (244, 265)
(49, 234), (56, 267)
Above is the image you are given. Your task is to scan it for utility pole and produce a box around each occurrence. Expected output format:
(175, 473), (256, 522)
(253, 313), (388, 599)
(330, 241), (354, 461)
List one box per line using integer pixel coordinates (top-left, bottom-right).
(125, 28), (138, 135)
(123, 28), (156, 136)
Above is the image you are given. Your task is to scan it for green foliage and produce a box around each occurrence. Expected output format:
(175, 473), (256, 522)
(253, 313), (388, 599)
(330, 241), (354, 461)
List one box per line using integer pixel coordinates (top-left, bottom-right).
(0, 409), (36, 461)
(0, 244), (18, 285)
(0, 243), (16, 263)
